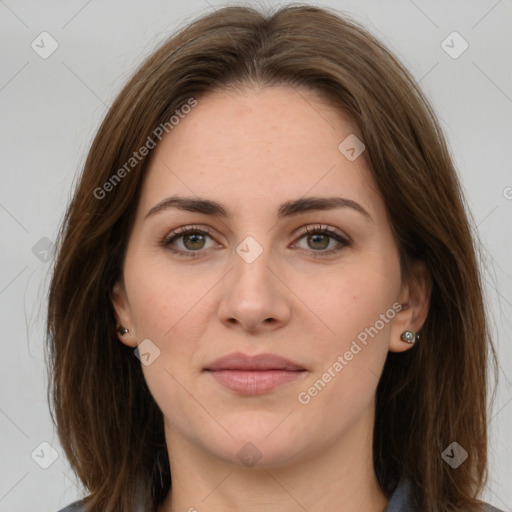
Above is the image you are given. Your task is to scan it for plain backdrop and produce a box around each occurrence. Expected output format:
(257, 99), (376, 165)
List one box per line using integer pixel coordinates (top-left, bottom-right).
(0, 1), (511, 511)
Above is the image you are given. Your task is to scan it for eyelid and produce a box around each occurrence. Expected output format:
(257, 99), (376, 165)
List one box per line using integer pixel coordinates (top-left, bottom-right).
(293, 223), (351, 243)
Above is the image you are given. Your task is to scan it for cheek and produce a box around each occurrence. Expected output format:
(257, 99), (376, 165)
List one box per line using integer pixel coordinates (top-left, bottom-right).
(292, 252), (400, 413)
(123, 252), (219, 392)
(124, 249), (208, 339)
(124, 260), (213, 432)
(294, 256), (400, 347)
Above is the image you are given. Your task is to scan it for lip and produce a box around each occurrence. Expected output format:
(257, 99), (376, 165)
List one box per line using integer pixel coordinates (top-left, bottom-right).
(204, 352), (307, 395)
(205, 352), (306, 371)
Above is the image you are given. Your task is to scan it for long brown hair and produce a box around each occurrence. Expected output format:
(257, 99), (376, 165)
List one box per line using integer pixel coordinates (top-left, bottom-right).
(46, 4), (496, 511)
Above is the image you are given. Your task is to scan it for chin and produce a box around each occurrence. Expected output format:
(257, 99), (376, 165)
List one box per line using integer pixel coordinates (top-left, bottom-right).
(198, 418), (313, 469)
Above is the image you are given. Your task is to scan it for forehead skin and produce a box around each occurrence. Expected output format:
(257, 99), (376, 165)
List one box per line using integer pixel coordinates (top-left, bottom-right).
(136, 85), (384, 232)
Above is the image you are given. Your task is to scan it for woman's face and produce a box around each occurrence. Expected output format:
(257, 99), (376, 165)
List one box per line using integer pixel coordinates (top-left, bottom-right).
(113, 85), (421, 468)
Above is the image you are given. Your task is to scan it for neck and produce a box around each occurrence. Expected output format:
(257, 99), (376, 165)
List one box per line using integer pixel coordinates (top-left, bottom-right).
(157, 410), (388, 512)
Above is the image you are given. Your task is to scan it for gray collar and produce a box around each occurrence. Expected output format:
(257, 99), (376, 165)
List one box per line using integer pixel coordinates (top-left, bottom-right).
(384, 478), (503, 512)
(384, 478), (417, 511)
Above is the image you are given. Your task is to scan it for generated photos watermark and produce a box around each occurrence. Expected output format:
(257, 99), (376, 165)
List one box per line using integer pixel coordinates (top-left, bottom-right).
(93, 97), (198, 200)
(297, 302), (403, 405)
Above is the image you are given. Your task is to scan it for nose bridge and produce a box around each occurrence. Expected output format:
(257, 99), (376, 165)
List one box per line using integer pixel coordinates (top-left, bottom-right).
(217, 234), (291, 332)
(230, 235), (275, 303)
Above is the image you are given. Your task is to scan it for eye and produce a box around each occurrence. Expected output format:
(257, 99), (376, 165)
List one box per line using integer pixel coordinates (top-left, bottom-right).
(293, 225), (350, 256)
(162, 226), (218, 258)
(161, 224), (350, 259)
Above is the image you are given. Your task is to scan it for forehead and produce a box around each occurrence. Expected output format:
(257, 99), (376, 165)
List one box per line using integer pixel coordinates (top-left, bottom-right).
(139, 86), (380, 217)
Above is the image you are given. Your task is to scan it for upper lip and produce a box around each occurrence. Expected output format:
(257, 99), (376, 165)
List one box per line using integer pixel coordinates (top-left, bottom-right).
(204, 352), (306, 371)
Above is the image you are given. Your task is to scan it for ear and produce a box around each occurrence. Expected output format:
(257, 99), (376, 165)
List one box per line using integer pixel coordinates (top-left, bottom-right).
(111, 280), (137, 348)
(389, 260), (431, 353)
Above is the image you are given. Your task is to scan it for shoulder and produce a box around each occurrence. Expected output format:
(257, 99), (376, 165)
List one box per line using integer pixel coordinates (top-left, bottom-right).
(55, 500), (88, 512)
(484, 505), (505, 512)
(385, 478), (506, 512)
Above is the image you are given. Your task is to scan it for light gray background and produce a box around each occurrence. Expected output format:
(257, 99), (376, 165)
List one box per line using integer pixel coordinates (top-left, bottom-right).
(1, 1), (511, 511)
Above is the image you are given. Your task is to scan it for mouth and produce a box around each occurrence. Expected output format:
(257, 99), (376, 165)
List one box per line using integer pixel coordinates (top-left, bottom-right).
(203, 352), (307, 395)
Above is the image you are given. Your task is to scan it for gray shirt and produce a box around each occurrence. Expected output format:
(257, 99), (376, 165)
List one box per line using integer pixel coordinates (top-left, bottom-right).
(56, 478), (505, 512)
(383, 478), (504, 512)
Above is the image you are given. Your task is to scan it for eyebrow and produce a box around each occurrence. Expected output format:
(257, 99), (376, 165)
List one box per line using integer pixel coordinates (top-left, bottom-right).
(145, 195), (373, 222)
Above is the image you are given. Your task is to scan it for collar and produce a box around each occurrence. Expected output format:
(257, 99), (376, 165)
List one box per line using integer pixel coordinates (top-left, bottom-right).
(384, 478), (417, 512)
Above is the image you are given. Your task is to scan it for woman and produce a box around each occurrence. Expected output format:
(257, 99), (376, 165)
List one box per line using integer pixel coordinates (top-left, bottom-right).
(48, 4), (502, 512)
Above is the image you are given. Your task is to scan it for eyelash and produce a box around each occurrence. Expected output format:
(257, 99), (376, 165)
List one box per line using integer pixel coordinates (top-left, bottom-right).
(161, 224), (351, 259)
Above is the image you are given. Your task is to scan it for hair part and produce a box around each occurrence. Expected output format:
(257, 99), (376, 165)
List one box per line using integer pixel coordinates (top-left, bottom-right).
(46, 4), (496, 511)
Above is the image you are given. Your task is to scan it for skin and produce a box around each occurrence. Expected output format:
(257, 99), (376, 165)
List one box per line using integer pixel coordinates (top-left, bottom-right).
(112, 85), (430, 512)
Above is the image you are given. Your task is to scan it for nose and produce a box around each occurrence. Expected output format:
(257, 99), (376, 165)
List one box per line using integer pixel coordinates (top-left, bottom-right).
(217, 244), (292, 334)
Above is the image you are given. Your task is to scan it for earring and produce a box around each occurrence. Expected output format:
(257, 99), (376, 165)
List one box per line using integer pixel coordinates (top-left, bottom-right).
(118, 327), (129, 336)
(400, 330), (418, 344)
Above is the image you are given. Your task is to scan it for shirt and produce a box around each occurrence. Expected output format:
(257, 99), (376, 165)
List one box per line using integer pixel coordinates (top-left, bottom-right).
(383, 478), (504, 512)
(56, 477), (505, 512)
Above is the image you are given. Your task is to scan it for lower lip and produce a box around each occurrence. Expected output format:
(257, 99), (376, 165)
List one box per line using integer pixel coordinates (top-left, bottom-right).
(207, 370), (305, 395)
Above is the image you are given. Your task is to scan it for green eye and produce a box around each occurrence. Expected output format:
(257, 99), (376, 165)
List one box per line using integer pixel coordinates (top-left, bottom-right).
(182, 232), (207, 250)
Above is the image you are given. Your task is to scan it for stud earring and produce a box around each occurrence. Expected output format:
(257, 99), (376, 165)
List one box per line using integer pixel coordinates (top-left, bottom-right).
(400, 330), (418, 344)
(117, 327), (129, 336)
